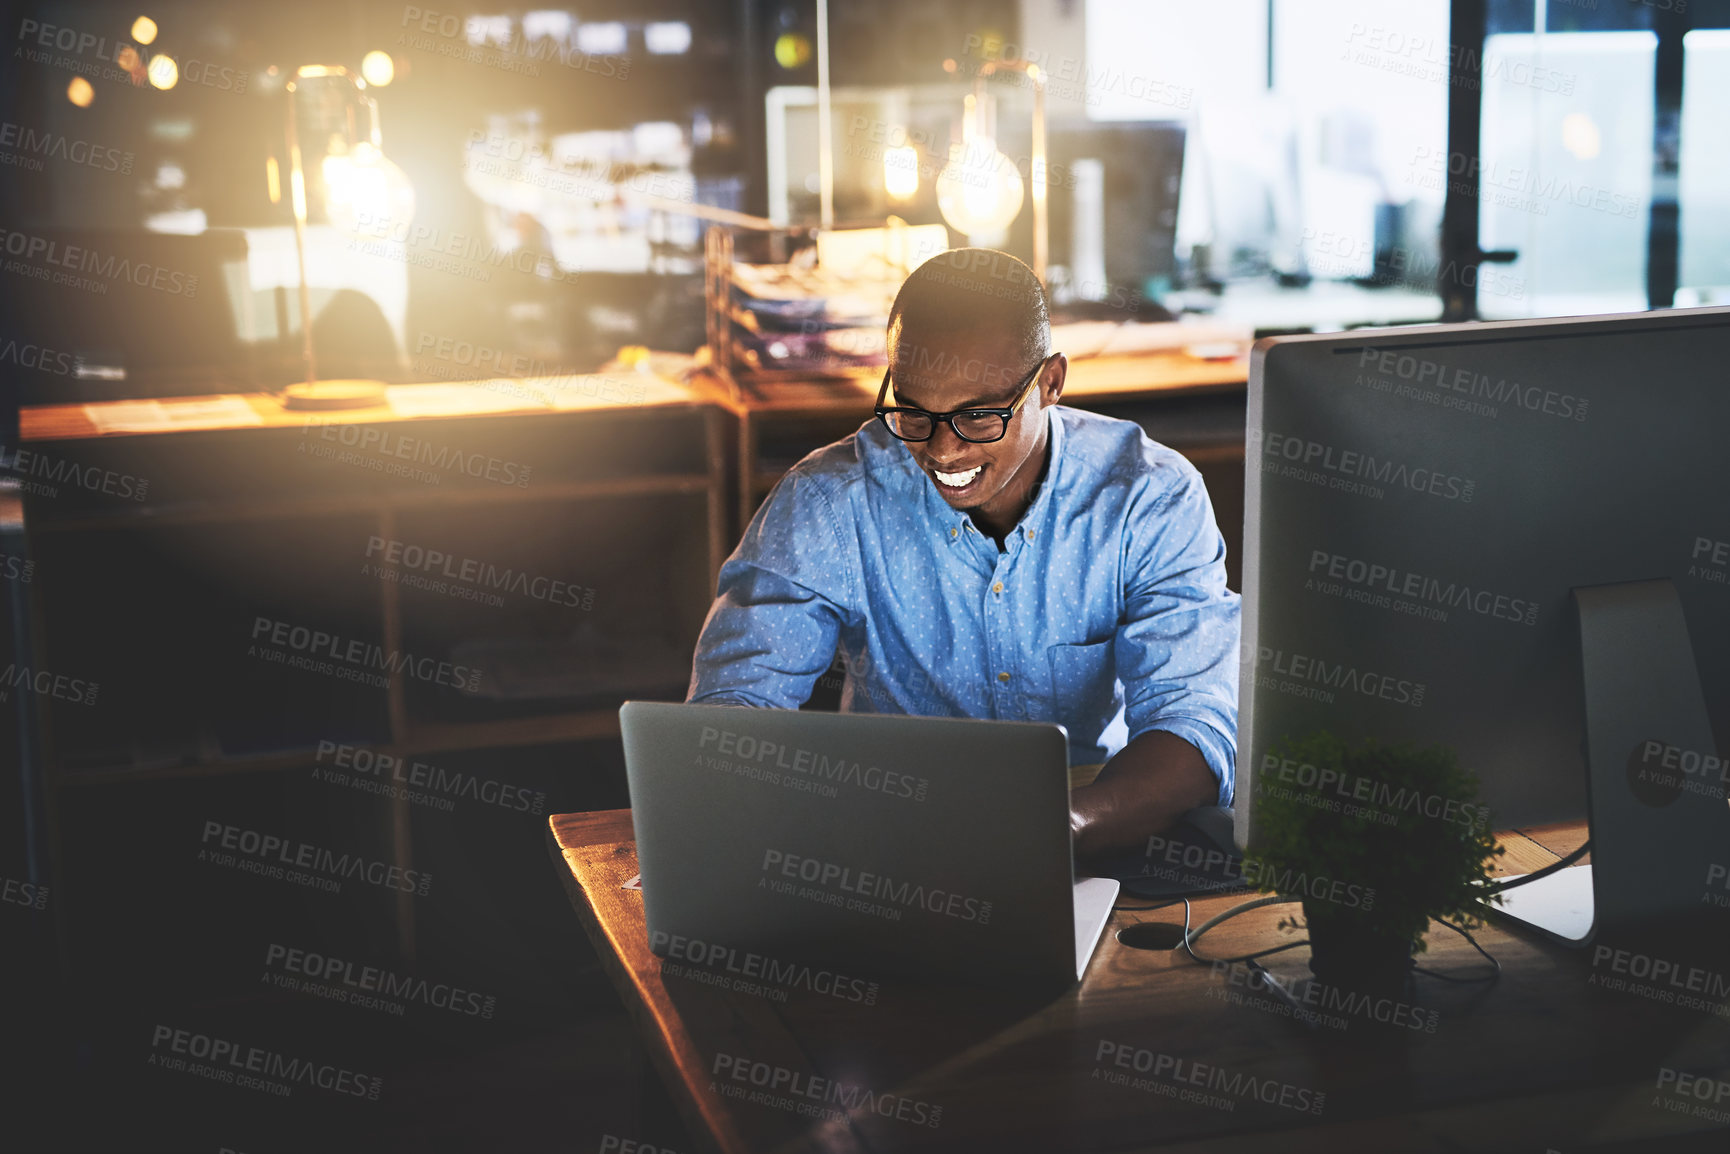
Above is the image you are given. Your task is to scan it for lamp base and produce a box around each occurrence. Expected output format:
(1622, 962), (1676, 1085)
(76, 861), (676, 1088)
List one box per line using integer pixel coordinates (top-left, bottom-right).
(281, 380), (388, 411)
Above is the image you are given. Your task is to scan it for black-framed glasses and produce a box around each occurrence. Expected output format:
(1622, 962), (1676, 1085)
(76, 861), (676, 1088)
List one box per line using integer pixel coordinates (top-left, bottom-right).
(874, 354), (1052, 444)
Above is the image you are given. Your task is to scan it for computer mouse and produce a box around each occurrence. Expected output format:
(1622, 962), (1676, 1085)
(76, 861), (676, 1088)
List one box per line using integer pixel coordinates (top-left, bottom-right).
(1179, 805), (1238, 855)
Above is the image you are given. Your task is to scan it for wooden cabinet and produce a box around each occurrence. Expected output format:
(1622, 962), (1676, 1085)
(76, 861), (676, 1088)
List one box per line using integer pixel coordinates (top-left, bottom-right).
(17, 386), (728, 786)
(15, 385), (726, 957)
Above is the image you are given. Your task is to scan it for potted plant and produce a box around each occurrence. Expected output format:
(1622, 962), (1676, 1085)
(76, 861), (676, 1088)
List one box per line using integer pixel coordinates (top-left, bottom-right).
(1243, 731), (1503, 992)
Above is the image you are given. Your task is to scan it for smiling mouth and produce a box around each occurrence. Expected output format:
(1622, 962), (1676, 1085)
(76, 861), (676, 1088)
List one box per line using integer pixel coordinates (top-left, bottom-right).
(933, 465), (983, 489)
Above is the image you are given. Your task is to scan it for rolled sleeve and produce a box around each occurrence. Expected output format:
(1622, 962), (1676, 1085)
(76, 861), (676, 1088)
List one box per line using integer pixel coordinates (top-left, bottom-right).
(1116, 459), (1242, 806)
(687, 470), (857, 710)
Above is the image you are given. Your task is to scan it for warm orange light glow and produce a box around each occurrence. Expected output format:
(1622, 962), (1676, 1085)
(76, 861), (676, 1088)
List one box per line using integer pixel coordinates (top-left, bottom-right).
(131, 16), (158, 44)
(289, 165), (308, 222)
(361, 51), (394, 87)
(118, 45), (140, 70)
(321, 143), (416, 233)
(884, 146), (919, 200)
(147, 53), (178, 89)
(67, 76), (95, 107)
(266, 155), (281, 204)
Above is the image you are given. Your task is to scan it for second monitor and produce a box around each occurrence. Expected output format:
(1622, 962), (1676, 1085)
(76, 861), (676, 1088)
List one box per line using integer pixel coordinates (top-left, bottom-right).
(1237, 307), (1730, 941)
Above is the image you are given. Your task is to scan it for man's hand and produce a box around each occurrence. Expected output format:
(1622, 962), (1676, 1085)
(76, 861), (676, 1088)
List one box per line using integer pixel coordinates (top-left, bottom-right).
(1069, 729), (1219, 858)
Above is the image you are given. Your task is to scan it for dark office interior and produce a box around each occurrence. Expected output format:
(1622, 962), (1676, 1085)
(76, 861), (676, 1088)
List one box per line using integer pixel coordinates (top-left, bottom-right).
(5, 1), (1730, 1151)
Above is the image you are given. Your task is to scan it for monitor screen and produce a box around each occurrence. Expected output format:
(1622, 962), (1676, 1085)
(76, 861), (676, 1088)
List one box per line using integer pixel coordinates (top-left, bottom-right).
(1047, 122), (1184, 305)
(3, 227), (251, 404)
(1238, 306), (1730, 840)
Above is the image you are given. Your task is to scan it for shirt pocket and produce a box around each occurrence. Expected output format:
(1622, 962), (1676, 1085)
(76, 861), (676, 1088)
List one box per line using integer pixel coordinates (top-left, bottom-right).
(1046, 638), (1120, 746)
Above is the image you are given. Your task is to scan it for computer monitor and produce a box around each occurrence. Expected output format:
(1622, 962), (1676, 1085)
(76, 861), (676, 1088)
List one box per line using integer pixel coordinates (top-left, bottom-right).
(2, 228), (251, 404)
(1046, 122), (1184, 306)
(1236, 307), (1730, 867)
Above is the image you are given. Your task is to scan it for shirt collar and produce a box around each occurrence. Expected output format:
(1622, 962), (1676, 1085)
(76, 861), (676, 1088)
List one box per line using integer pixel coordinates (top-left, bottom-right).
(922, 405), (1064, 547)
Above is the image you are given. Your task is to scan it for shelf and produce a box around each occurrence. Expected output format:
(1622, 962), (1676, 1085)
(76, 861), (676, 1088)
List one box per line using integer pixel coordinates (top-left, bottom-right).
(27, 475), (713, 532)
(19, 383), (709, 443)
(53, 707), (631, 787)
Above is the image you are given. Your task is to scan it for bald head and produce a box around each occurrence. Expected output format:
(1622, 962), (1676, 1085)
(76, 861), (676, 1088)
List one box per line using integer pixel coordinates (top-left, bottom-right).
(887, 248), (1049, 387)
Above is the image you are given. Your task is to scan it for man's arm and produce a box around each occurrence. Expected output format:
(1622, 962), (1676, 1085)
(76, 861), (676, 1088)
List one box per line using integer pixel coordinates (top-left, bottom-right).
(1070, 730), (1218, 857)
(1074, 455), (1241, 856)
(688, 470), (857, 709)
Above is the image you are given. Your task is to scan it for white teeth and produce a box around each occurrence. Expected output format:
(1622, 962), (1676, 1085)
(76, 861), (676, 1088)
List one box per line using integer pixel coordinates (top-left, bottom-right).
(934, 465), (982, 488)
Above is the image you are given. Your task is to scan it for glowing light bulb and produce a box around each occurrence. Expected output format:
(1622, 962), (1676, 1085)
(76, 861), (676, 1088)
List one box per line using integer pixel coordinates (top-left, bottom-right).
(936, 136), (1024, 239)
(67, 76), (95, 107)
(361, 50), (395, 87)
(131, 16), (158, 45)
(884, 145), (920, 200)
(321, 143), (416, 234)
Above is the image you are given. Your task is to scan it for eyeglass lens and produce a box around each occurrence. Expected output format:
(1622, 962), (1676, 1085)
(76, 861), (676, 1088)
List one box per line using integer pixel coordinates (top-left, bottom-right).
(882, 411), (1007, 442)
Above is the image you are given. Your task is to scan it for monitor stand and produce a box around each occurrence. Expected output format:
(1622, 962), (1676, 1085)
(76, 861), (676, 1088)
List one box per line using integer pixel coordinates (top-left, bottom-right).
(1491, 579), (1730, 946)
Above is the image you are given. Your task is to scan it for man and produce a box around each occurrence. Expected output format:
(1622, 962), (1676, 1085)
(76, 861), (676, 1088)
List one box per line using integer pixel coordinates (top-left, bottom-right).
(688, 248), (1239, 855)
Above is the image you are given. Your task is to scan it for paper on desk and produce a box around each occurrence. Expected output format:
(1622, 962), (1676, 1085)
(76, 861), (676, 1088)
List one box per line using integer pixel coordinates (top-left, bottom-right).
(385, 383), (548, 418)
(84, 396), (265, 434)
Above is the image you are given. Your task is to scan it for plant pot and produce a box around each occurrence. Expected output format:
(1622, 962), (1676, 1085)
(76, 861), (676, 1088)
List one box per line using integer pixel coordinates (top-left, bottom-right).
(1303, 899), (1416, 994)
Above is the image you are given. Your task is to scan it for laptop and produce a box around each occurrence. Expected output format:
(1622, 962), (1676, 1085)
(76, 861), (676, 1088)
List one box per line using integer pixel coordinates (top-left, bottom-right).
(620, 701), (1120, 990)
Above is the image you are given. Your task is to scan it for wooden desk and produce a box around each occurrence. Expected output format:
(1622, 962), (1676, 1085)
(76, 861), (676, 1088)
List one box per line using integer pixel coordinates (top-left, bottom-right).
(18, 381), (727, 782)
(689, 349), (1250, 541)
(13, 382), (727, 963)
(550, 811), (1730, 1153)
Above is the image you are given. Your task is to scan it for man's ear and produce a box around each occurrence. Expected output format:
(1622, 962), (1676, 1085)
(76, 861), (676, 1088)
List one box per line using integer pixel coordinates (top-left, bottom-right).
(1043, 353), (1069, 405)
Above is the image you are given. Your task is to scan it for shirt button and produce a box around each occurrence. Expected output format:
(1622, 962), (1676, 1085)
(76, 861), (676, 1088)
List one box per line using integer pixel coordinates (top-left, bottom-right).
(992, 582), (1004, 593)
(950, 528), (958, 538)
(1027, 530), (1035, 538)
(997, 671), (1011, 682)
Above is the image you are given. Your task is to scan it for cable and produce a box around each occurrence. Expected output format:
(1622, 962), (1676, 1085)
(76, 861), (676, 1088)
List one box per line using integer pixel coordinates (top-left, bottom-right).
(1170, 896), (1320, 1024)
(1119, 884), (1505, 990)
(1479, 840), (1591, 895)
(1170, 893), (1503, 985)
(1179, 894), (1308, 966)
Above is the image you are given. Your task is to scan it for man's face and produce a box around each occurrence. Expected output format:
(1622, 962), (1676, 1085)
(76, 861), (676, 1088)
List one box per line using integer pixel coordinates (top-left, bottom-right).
(886, 324), (1063, 523)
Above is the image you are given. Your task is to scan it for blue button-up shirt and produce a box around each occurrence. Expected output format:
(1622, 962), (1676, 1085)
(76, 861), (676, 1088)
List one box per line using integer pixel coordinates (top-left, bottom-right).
(687, 405), (1241, 805)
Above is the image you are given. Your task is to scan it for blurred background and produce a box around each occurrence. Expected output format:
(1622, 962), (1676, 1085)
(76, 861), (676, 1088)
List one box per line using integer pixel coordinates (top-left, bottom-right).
(5, 1), (1730, 1150)
(5, 0), (1727, 406)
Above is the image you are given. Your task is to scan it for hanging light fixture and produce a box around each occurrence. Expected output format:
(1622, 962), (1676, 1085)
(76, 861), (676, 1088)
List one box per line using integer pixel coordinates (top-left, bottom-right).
(935, 59), (1047, 281)
(936, 92), (1024, 242)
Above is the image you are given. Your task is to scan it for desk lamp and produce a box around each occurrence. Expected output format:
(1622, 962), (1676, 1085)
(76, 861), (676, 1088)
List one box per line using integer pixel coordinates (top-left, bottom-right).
(279, 65), (414, 410)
